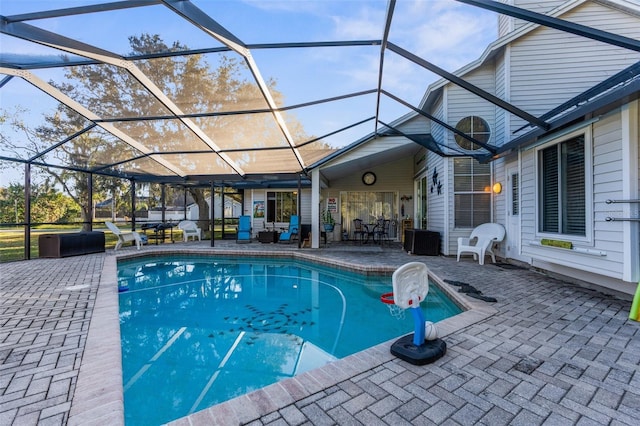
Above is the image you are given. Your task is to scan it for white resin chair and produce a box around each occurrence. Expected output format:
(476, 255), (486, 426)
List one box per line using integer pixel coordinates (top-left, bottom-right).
(456, 223), (506, 265)
(105, 221), (143, 251)
(178, 220), (202, 242)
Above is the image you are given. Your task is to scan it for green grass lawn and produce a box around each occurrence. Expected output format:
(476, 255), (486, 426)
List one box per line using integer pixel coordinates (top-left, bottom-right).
(0, 224), (233, 262)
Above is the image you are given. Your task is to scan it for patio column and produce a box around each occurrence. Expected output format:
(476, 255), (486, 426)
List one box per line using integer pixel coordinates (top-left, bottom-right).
(131, 179), (136, 231)
(298, 174), (302, 248)
(210, 181), (215, 247)
(87, 173), (93, 231)
(161, 184), (166, 223)
(24, 163), (31, 260)
(311, 169), (321, 248)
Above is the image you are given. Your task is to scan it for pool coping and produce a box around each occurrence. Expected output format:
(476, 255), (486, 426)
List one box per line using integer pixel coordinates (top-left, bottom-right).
(68, 249), (497, 425)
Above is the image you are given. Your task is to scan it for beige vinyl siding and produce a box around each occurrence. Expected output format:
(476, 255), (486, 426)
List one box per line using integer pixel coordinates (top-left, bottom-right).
(331, 157), (413, 193)
(509, 2), (640, 134)
(327, 136), (412, 168)
(329, 157), (414, 236)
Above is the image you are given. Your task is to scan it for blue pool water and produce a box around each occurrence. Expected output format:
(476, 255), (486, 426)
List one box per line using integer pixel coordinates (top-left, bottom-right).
(118, 255), (461, 425)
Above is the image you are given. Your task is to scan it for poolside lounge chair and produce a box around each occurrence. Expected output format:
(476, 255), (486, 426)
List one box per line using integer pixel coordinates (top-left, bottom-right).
(236, 215), (252, 243)
(105, 221), (144, 251)
(279, 215), (299, 243)
(456, 223), (506, 265)
(178, 220), (202, 242)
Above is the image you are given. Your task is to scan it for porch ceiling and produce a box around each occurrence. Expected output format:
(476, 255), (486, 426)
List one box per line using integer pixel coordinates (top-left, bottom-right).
(319, 141), (420, 183)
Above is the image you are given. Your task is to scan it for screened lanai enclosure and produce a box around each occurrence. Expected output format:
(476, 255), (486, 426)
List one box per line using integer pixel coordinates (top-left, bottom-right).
(2, 0), (639, 260)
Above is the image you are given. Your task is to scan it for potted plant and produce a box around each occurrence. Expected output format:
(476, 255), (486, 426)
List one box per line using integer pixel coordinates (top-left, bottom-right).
(322, 209), (335, 232)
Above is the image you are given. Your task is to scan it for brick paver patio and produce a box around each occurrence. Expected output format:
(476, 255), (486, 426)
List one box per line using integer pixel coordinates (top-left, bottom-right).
(1, 240), (639, 425)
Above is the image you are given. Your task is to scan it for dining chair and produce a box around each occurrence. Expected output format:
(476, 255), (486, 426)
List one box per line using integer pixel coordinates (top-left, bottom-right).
(352, 219), (367, 244)
(375, 218), (390, 245)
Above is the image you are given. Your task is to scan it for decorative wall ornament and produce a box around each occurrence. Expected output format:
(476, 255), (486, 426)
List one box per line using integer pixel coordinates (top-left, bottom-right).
(430, 167), (443, 195)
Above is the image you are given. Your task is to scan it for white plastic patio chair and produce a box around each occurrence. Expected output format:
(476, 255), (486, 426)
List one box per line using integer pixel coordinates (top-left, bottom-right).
(178, 220), (202, 242)
(456, 223), (506, 265)
(105, 221), (143, 251)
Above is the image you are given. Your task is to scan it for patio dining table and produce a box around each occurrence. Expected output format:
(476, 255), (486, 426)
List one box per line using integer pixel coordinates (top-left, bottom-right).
(140, 222), (176, 245)
(362, 223), (379, 244)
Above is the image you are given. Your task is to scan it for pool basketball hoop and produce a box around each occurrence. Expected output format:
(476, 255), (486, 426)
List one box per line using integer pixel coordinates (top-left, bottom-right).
(380, 292), (405, 320)
(382, 262), (447, 365)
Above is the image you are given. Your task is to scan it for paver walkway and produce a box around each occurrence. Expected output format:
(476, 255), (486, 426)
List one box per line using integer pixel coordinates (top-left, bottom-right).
(1, 240), (639, 425)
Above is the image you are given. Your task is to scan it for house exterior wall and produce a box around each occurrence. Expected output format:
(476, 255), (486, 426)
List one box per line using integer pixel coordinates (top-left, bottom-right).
(418, 0), (640, 293)
(424, 91), (448, 251)
(441, 66), (498, 251)
(426, 150), (446, 241)
(446, 66), (497, 150)
(245, 188), (312, 237)
(518, 107), (638, 294)
(499, 0), (567, 35)
(508, 1), (640, 133)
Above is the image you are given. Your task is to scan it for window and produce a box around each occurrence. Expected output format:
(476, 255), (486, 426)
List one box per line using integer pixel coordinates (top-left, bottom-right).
(266, 191), (297, 222)
(511, 173), (519, 216)
(538, 135), (585, 236)
(454, 158), (491, 227)
(454, 116), (491, 151)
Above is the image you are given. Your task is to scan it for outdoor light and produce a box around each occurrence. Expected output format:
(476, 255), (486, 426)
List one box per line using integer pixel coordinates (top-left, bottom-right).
(492, 182), (502, 194)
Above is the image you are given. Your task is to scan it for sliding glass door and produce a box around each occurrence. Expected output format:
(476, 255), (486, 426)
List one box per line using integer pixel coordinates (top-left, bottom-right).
(340, 191), (398, 240)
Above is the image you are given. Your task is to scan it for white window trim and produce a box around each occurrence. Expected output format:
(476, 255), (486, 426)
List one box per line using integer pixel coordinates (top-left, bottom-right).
(534, 126), (593, 245)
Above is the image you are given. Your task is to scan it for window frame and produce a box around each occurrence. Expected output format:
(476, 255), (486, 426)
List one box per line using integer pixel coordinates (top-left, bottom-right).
(265, 190), (298, 223)
(453, 157), (492, 229)
(453, 115), (491, 151)
(534, 127), (593, 244)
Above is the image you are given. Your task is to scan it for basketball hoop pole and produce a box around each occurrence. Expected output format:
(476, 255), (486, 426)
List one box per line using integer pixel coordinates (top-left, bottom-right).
(410, 306), (425, 346)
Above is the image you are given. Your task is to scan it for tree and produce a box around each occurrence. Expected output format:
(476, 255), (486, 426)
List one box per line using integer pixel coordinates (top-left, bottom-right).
(0, 182), (78, 224)
(1, 33), (333, 232)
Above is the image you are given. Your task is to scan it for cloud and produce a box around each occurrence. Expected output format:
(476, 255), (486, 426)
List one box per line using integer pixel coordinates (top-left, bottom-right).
(330, 5), (386, 40)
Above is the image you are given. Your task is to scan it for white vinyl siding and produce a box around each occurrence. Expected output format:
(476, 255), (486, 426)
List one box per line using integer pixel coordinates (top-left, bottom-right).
(427, 153), (446, 242)
(507, 0), (567, 32)
(494, 54), (507, 148)
(509, 2), (640, 134)
(447, 67), (496, 153)
(521, 113), (627, 279)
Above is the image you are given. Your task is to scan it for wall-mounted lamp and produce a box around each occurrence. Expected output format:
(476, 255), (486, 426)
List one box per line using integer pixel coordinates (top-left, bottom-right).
(492, 182), (502, 194)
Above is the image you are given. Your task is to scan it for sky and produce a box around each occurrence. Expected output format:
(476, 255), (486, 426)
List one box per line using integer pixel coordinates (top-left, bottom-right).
(0, 0), (499, 186)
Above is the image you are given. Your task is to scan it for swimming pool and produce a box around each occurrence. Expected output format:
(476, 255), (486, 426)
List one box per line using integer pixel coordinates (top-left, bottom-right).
(118, 255), (461, 425)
